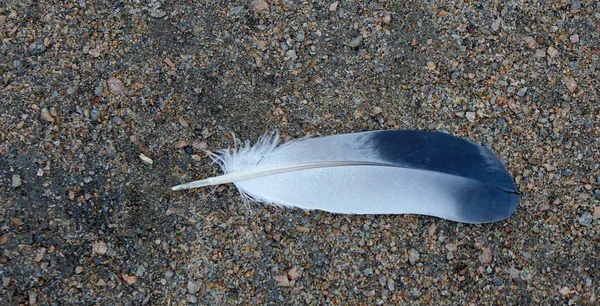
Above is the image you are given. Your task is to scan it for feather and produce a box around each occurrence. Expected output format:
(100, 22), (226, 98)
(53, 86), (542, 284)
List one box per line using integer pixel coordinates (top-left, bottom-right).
(172, 130), (520, 223)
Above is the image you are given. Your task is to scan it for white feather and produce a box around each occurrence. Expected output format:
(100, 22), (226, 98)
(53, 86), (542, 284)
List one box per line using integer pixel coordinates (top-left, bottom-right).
(172, 131), (520, 223)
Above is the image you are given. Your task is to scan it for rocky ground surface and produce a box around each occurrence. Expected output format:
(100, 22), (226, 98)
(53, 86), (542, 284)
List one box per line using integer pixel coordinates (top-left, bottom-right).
(1, 0), (599, 305)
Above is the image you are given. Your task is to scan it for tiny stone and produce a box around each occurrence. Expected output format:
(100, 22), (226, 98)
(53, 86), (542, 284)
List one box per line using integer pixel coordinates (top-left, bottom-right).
(94, 84), (103, 96)
(445, 243), (458, 252)
(40, 108), (55, 123)
(408, 249), (420, 264)
(112, 116), (122, 125)
(562, 76), (577, 93)
(251, 0), (268, 12)
(427, 61), (436, 71)
(12, 174), (22, 188)
(284, 50), (298, 61)
(593, 206), (600, 219)
(373, 106), (383, 114)
(348, 36), (363, 48)
(578, 212), (592, 227)
(187, 295), (198, 303)
(34, 248), (47, 262)
(523, 36), (536, 49)
(83, 176), (93, 184)
(465, 112), (476, 122)
(75, 266), (83, 274)
(90, 109), (100, 121)
(387, 278), (395, 291)
(479, 247), (493, 264)
(135, 265), (146, 277)
(295, 31), (305, 42)
(88, 48), (100, 57)
(329, 1), (339, 11)
(107, 77), (125, 95)
(491, 18), (501, 31)
(175, 140), (188, 149)
(274, 275), (292, 287)
(192, 140), (208, 150)
(451, 71), (459, 79)
(92, 241), (108, 255)
(363, 289), (376, 297)
(547, 46), (559, 58)
(28, 42), (46, 55)
(382, 13), (392, 24)
(29, 291), (37, 305)
(535, 49), (546, 58)
(569, 34), (579, 43)
(187, 280), (201, 294)
(122, 274), (137, 285)
(517, 87), (528, 97)
(288, 268), (301, 279)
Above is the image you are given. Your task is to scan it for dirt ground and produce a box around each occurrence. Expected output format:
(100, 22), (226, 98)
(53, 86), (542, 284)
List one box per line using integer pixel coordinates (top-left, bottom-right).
(1, 0), (599, 305)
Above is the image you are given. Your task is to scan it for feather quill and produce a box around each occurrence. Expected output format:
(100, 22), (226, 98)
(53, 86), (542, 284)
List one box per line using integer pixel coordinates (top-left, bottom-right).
(172, 130), (520, 223)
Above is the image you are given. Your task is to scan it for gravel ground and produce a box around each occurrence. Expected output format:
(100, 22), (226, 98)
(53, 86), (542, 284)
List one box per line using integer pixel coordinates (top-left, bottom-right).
(1, 0), (599, 305)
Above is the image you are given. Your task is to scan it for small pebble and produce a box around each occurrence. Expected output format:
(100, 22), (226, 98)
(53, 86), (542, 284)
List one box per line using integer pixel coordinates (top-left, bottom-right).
(92, 241), (108, 255)
(187, 280), (201, 294)
(122, 274), (137, 285)
(90, 109), (100, 121)
(40, 108), (55, 123)
(288, 268), (301, 279)
(578, 212), (592, 227)
(593, 206), (600, 219)
(547, 46), (559, 57)
(107, 77), (125, 95)
(479, 247), (493, 264)
(465, 112), (476, 122)
(408, 249), (420, 264)
(34, 248), (46, 262)
(562, 76), (577, 93)
(12, 174), (22, 188)
(427, 61), (436, 71)
(569, 34), (579, 44)
(192, 140), (208, 151)
(295, 31), (305, 42)
(348, 36), (363, 48)
(491, 19), (501, 31)
(28, 42), (46, 55)
(445, 243), (458, 252)
(139, 153), (153, 165)
(329, 1), (339, 11)
(382, 13), (392, 24)
(517, 87), (528, 97)
(274, 275), (291, 287)
(251, 0), (268, 12)
(284, 50), (298, 61)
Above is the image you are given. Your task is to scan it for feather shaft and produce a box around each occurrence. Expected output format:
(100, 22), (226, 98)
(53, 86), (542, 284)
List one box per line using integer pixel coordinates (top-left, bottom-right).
(171, 161), (386, 190)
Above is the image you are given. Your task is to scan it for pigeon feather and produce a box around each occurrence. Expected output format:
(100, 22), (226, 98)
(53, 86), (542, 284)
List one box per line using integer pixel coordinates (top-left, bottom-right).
(172, 130), (520, 223)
